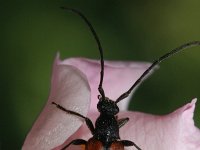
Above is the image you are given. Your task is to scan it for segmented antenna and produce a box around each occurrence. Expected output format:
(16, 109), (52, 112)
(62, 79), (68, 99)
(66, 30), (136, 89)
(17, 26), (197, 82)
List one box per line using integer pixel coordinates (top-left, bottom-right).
(61, 7), (105, 99)
(116, 41), (200, 103)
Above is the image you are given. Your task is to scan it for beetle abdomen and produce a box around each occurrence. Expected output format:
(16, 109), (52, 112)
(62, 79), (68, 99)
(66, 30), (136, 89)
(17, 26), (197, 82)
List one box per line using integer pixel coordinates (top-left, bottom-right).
(85, 138), (103, 150)
(85, 138), (124, 150)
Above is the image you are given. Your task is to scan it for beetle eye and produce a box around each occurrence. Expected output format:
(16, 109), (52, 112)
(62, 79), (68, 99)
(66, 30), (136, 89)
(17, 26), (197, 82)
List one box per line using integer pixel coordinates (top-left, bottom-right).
(98, 95), (102, 100)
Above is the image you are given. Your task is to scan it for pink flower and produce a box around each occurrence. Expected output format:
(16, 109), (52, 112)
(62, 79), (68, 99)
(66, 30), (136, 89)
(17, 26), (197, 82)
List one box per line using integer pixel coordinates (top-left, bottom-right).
(23, 55), (200, 150)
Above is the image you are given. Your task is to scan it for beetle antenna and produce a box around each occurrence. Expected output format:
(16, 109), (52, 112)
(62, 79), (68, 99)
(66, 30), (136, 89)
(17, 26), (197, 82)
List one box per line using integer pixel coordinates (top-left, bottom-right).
(116, 41), (200, 103)
(61, 7), (105, 99)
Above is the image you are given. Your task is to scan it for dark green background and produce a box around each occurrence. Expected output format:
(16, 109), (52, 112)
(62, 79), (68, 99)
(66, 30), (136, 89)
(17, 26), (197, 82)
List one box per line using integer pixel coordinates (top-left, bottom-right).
(1, 0), (200, 149)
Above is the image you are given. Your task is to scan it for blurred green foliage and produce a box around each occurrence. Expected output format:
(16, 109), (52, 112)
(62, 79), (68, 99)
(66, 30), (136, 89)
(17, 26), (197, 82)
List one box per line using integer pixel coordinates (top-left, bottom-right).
(1, 0), (200, 149)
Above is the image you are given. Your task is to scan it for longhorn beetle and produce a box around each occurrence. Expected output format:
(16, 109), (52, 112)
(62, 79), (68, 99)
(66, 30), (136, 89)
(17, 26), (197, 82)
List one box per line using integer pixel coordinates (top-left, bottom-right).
(52, 7), (200, 150)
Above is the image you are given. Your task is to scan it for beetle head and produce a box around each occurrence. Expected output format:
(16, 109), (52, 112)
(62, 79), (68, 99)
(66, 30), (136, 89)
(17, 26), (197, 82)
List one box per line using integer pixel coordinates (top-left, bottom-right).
(97, 95), (119, 115)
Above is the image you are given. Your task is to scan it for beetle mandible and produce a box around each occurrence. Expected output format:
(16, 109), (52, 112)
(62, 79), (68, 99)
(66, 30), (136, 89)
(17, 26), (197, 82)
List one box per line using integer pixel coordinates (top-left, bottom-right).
(52, 7), (200, 150)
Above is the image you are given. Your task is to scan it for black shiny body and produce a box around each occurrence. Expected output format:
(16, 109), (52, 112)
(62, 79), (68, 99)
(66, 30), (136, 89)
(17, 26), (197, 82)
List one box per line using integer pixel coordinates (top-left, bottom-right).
(94, 114), (120, 147)
(92, 97), (121, 148)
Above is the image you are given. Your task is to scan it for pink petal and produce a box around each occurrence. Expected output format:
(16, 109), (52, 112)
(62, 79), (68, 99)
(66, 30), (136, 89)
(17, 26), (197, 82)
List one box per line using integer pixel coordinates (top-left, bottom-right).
(120, 99), (200, 150)
(22, 56), (91, 150)
(60, 57), (152, 111)
(63, 99), (200, 150)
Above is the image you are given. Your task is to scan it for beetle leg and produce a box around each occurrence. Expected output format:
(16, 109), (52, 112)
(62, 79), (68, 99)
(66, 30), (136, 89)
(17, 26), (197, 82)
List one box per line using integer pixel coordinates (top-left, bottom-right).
(52, 102), (95, 135)
(61, 139), (87, 150)
(121, 140), (142, 150)
(117, 117), (129, 128)
(84, 117), (95, 135)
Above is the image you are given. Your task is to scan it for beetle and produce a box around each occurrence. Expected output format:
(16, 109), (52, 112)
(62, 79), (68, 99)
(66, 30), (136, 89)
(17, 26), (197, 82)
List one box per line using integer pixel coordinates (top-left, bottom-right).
(52, 7), (200, 150)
